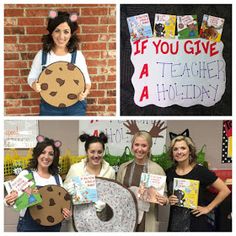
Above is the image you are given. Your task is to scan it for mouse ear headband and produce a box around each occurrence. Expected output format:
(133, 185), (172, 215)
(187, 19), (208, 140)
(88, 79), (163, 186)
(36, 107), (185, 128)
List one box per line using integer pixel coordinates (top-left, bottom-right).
(36, 135), (62, 148)
(169, 129), (190, 141)
(48, 10), (78, 22)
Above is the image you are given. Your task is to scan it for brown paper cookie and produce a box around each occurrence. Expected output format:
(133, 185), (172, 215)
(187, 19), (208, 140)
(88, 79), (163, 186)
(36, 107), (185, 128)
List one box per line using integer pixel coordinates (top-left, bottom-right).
(29, 185), (71, 226)
(38, 61), (85, 107)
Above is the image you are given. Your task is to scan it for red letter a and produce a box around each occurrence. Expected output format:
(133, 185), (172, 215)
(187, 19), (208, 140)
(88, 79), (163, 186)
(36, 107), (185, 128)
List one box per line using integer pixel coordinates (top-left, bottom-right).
(139, 63), (149, 79)
(139, 86), (149, 102)
(93, 130), (99, 136)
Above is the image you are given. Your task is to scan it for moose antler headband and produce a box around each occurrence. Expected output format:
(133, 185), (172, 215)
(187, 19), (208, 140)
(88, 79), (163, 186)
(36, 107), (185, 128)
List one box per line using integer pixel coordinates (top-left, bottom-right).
(123, 120), (167, 138)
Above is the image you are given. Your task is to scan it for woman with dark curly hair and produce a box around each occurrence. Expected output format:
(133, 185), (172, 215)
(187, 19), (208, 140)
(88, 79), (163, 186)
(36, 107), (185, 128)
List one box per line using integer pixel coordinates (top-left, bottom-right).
(4, 135), (72, 231)
(27, 10), (91, 116)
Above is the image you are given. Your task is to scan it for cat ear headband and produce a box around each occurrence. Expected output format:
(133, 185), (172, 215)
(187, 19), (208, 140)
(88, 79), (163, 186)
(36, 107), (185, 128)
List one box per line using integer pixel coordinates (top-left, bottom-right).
(36, 135), (62, 148)
(48, 10), (78, 22)
(169, 129), (190, 140)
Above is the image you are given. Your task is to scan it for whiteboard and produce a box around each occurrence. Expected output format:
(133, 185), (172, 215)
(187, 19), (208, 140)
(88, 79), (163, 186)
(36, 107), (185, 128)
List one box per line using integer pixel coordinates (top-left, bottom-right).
(4, 120), (39, 148)
(78, 120), (167, 156)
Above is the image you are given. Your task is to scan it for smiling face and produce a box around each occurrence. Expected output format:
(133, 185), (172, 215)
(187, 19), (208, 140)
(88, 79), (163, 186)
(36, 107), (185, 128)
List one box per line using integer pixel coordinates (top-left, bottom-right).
(86, 142), (104, 166)
(51, 22), (72, 50)
(132, 136), (150, 163)
(37, 145), (54, 169)
(172, 140), (190, 164)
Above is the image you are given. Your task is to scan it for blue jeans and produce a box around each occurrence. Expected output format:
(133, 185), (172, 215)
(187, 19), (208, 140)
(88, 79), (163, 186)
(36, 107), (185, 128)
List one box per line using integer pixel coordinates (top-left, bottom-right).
(40, 99), (87, 116)
(17, 209), (61, 232)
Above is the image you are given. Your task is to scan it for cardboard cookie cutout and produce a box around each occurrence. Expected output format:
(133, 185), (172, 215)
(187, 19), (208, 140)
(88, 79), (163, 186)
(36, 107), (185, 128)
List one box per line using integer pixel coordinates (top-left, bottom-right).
(73, 177), (138, 232)
(38, 61), (85, 107)
(29, 185), (71, 226)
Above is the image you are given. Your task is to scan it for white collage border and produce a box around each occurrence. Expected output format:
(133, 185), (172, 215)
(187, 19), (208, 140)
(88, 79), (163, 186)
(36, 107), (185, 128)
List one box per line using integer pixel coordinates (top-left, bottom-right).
(0, 0), (235, 235)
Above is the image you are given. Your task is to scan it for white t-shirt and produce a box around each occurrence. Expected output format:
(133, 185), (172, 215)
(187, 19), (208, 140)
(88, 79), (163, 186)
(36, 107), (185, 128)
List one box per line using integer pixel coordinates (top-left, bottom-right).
(32, 171), (63, 186)
(27, 50), (91, 87)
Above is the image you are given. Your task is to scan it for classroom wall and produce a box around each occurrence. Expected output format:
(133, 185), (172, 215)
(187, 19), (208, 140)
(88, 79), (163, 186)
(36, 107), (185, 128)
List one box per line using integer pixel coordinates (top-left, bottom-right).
(4, 119), (231, 231)
(37, 119), (231, 170)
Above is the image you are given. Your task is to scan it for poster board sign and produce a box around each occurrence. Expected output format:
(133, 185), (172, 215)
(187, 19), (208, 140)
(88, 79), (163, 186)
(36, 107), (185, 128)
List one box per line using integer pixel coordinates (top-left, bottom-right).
(130, 37), (226, 107)
(4, 120), (38, 148)
(78, 120), (167, 156)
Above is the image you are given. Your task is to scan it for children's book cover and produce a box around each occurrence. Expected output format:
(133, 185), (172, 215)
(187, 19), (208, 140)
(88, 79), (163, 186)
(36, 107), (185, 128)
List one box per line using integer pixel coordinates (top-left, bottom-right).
(4, 172), (42, 211)
(127, 13), (153, 42)
(154, 13), (176, 39)
(71, 175), (97, 204)
(200, 14), (225, 42)
(173, 178), (199, 209)
(138, 172), (166, 203)
(177, 15), (199, 39)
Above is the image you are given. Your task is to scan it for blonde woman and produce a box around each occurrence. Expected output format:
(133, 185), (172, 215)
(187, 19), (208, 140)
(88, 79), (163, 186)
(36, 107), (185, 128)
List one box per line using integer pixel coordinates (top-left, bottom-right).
(117, 131), (168, 232)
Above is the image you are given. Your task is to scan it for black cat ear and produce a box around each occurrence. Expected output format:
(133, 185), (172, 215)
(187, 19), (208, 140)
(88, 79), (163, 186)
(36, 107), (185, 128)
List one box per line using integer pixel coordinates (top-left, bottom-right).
(169, 132), (177, 140)
(169, 129), (190, 140)
(181, 129), (190, 137)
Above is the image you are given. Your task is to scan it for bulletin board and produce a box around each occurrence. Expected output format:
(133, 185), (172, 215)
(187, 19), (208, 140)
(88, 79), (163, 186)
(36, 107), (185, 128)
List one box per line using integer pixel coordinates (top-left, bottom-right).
(222, 120), (232, 163)
(120, 4), (232, 116)
(4, 120), (39, 148)
(78, 120), (167, 156)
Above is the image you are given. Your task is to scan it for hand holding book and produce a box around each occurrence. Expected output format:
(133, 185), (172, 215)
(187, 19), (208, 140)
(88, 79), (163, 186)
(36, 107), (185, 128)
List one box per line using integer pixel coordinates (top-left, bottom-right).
(168, 194), (179, 206)
(155, 192), (168, 206)
(5, 190), (18, 206)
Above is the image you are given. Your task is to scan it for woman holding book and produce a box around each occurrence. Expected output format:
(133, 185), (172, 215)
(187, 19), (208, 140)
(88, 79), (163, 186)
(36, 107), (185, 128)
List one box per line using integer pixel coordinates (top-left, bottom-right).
(166, 130), (231, 232)
(64, 132), (115, 231)
(117, 130), (168, 232)
(4, 135), (71, 232)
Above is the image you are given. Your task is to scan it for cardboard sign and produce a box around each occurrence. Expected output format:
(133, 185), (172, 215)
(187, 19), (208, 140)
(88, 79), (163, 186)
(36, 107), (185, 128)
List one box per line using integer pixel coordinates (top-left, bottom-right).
(29, 185), (71, 226)
(130, 37), (226, 107)
(38, 61), (85, 107)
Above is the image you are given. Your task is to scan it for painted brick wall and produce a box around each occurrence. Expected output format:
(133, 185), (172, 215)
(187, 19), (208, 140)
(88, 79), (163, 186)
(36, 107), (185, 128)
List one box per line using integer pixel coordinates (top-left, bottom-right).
(4, 4), (116, 116)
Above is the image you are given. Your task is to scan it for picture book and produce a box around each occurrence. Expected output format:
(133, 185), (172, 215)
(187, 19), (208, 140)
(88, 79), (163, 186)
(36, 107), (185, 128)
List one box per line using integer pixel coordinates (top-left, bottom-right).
(138, 172), (166, 203)
(71, 175), (97, 205)
(4, 172), (42, 211)
(200, 14), (225, 42)
(154, 13), (176, 39)
(177, 15), (199, 39)
(173, 178), (199, 209)
(127, 13), (153, 42)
